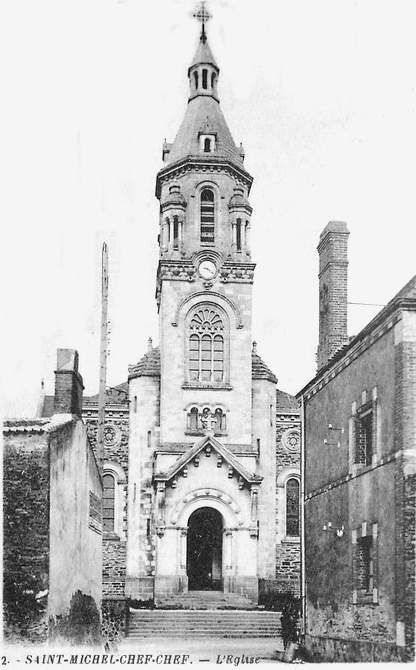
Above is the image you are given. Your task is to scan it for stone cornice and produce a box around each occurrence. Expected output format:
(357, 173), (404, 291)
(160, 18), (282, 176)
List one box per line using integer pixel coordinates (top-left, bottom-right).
(155, 156), (253, 199)
(154, 434), (262, 485)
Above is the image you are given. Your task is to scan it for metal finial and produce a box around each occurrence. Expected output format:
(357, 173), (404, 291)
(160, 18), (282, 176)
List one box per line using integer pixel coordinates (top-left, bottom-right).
(252, 341), (257, 354)
(148, 337), (153, 352)
(193, 1), (211, 42)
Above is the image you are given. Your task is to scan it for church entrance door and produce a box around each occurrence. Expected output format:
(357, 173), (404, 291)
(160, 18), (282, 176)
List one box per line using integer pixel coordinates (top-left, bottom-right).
(187, 507), (223, 591)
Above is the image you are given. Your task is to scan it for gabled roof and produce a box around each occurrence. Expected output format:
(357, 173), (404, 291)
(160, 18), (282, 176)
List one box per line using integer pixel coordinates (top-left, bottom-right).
(154, 434), (263, 486)
(276, 389), (299, 413)
(297, 274), (416, 397)
(83, 382), (129, 405)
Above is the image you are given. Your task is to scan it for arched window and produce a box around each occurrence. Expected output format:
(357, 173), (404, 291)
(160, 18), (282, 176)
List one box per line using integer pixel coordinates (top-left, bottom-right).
(173, 215), (179, 250)
(211, 72), (216, 89)
(204, 138), (211, 153)
(202, 68), (208, 89)
(200, 188), (215, 244)
(236, 218), (242, 252)
(103, 473), (115, 532)
(215, 408), (225, 431)
(189, 308), (224, 383)
(194, 71), (199, 90)
(286, 478), (300, 536)
(189, 407), (199, 431)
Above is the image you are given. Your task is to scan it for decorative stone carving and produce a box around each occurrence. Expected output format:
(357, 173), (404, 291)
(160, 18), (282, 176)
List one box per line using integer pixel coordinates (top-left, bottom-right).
(219, 264), (255, 284)
(159, 262), (196, 282)
(200, 407), (217, 432)
(282, 428), (301, 452)
(103, 424), (121, 448)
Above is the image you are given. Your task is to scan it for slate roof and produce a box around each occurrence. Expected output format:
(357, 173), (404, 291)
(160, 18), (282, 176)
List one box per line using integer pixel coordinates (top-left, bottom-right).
(83, 382), (129, 405)
(189, 36), (218, 71)
(276, 389), (299, 414)
(41, 395), (55, 417)
(251, 352), (278, 384)
(164, 95), (244, 168)
(128, 347), (161, 380)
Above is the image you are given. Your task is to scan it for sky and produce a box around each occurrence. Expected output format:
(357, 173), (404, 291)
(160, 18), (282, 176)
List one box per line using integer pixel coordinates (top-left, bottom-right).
(1, 0), (415, 417)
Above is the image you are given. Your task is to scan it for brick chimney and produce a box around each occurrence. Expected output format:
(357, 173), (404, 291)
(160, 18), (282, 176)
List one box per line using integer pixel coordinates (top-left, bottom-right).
(54, 349), (84, 418)
(316, 222), (349, 371)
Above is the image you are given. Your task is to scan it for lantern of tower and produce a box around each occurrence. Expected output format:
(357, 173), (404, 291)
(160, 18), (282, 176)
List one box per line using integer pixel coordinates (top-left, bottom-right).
(160, 183), (187, 256)
(228, 185), (253, 257)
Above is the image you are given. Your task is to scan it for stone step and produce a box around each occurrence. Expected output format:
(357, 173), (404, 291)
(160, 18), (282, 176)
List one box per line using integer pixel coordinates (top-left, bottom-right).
(127, 609), (281, 639)
(155, 592), (257, 610)
(129, 613), (280, 620)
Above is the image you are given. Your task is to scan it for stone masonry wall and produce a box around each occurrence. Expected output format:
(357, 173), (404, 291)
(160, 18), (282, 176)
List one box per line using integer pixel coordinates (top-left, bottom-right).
(394, 324), (416, 659)
(404, 472), (416, 660)
(275, 415), (300, 596)
(85, 410), (129, 599)
(275, 542), (300, 596)
(3, 433), (50, 643)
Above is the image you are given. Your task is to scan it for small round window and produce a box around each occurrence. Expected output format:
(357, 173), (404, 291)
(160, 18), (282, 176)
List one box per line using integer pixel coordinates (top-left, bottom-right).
(282, 428), (300, 452)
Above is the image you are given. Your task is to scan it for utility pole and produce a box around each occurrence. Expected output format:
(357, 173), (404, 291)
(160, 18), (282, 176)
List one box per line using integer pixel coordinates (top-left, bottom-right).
(97, 242), (109, 478)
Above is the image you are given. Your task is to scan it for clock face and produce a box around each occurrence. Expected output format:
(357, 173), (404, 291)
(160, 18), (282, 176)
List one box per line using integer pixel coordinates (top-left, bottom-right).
(199, 260), (217, 279)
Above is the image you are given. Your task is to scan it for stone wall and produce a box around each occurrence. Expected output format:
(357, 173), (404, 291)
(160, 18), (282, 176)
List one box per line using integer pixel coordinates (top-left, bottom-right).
(3, 416), (102, 645)
(85, 410), (129, 599)
(103, 541), (127, 598)
(48, 419), (102, 644)
(303, 633), (404, 662)
(404, 472), (416, 659)
(275, 415), (300, 596)
(252, 378), (277, 581)
(275, 542), (300, 596)
(3, 432), (50, 642)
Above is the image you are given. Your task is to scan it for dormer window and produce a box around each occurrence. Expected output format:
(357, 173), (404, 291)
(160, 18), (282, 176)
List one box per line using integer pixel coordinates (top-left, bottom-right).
(199, 134), (216, 153)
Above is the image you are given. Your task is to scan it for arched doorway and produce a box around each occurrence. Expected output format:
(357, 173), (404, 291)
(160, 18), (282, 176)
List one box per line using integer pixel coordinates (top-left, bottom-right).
(187, 507), (223, 591)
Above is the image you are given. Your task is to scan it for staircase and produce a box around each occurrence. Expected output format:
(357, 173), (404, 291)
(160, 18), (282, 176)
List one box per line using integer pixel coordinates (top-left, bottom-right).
(127, 593), (282, 639)
(155, 590), (256, 610)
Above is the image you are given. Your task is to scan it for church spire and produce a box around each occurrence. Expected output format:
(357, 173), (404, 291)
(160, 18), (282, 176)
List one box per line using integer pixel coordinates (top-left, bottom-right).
(189, 2), (219, 101)
(193, 1), (211, 44)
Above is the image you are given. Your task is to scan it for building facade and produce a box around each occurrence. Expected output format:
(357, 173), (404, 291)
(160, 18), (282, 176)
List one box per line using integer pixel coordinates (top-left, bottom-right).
(298, 223), (416, 662)
(78, 21), (301, 608)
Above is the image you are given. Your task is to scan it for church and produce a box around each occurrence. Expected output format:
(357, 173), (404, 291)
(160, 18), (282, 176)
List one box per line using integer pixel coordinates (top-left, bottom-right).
(53, 8), (300, 610)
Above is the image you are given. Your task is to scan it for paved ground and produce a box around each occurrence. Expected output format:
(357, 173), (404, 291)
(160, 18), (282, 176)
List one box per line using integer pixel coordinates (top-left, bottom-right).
(116, 636), (285, 664)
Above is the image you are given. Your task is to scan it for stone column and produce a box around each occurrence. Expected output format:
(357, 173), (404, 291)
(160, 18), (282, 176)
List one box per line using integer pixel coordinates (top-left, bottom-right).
(169, 216), (174, 251)
(245, 223), (251, 254)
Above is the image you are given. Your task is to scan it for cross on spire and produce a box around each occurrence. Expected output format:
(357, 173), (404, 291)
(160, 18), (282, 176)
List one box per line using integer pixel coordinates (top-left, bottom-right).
(193, 1), (211, 42)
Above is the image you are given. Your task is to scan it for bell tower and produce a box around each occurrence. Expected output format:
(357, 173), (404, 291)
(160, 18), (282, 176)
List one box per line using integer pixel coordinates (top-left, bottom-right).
(126, 5), (279, 605)
(155, 5), (255, 448)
